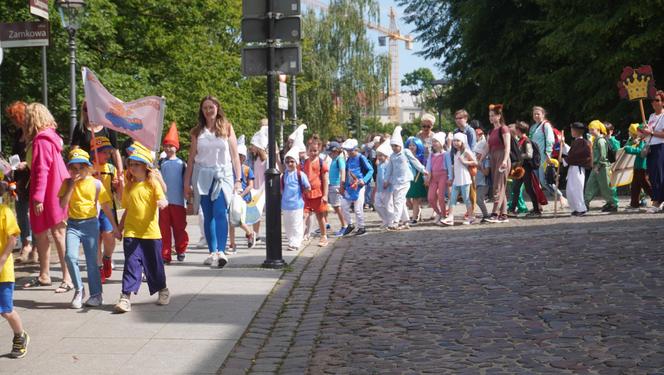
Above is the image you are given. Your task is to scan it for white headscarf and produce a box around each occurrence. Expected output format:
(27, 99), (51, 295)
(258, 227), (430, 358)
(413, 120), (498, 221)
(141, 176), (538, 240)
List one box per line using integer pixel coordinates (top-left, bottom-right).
(251, 126), (268, 150)
(376, 139), (393, 157)
(237, 135), (247, 157)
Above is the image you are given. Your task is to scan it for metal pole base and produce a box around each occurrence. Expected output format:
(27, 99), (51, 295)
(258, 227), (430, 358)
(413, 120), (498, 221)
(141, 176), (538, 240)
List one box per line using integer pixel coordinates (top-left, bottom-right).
(261, 259), (286, 269)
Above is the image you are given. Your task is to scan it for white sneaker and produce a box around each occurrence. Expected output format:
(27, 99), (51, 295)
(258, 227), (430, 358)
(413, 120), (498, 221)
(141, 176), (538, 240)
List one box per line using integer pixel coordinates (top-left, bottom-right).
(84, 294), (103, 307)
(441, 216), (454, 226)
(203, 255), (214, 265)
(647, 206), (660, 214)
(217, 252), (229, 268)
(157, 288), (170, 305)
(71, 288), (84, 309)
(114, 294), (131, 313)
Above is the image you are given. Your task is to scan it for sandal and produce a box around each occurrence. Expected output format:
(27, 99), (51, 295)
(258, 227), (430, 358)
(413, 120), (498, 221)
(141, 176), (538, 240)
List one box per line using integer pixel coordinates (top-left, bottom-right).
(23, 277), (52, 288)
(54, 281), (74, 294)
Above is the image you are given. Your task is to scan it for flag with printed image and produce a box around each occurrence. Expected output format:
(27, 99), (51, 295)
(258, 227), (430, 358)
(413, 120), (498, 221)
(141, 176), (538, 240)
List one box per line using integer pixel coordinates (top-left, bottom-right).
(82, 67), (166, 150)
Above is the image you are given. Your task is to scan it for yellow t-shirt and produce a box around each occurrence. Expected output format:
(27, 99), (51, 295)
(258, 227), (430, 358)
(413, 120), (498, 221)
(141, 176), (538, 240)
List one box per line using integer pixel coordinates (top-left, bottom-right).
(95, 163), (116, 199)
(122, 179), (165, 239)
(59, 176), (112, 220)
(0, 205), (21, 283)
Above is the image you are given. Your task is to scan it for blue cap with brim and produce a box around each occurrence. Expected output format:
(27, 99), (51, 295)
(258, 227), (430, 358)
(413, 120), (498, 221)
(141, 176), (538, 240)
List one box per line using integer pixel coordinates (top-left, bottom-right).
(68, 158), (92, 166)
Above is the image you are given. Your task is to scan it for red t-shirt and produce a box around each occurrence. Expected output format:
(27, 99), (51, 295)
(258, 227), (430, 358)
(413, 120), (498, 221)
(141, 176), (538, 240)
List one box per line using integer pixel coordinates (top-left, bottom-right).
(489, 125), (509, 151)
(303, 157), (328, 199)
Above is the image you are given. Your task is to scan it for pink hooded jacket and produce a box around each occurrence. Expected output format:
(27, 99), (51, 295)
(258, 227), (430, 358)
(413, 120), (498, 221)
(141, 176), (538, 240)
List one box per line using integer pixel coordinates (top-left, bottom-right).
(29, 127), (70, 234)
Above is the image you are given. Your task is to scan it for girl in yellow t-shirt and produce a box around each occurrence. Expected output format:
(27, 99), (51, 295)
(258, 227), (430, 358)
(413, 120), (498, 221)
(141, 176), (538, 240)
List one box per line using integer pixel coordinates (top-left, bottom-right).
(59, 149), (120, 309)
(114, 143), (170, 314)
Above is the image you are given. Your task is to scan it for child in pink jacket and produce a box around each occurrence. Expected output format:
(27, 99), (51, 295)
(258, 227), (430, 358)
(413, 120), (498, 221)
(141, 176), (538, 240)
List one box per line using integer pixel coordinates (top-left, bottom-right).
(23, 103), (72, 292)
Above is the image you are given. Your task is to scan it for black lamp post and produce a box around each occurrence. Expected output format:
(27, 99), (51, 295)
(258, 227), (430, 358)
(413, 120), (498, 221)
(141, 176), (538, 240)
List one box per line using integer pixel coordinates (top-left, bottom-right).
(432, 79), (447, 131)
(57, 0), (85, 142)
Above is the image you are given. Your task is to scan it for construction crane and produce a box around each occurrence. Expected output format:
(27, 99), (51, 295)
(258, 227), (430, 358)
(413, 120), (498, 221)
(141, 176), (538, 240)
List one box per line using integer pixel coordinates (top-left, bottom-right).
(302, 1), (414, 123)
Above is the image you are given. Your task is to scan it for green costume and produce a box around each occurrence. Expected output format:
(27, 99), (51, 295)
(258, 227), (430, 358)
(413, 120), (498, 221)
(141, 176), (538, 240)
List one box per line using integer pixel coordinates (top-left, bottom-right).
(507, 180), (528, 213)
(608, 135), (621, 203)
(584, 136), (619, 208)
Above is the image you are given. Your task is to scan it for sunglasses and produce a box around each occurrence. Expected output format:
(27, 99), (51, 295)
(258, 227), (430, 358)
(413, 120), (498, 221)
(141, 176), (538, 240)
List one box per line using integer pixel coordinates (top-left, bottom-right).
(654, 99), (662, 103)
(421, 125), (432, 129)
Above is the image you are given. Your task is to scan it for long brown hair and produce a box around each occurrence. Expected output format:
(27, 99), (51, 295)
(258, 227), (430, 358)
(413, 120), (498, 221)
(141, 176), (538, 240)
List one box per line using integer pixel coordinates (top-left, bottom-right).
(489, 104), (506, 126)
(192, 95), (231, 138)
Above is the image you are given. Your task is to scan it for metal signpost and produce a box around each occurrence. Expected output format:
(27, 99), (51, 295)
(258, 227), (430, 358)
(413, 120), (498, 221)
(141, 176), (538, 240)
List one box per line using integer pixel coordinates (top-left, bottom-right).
(242, 0), (302, 269)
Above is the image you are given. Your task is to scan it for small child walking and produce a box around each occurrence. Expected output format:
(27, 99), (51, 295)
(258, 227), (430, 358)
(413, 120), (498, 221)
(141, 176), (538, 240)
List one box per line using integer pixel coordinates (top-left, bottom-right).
(0, 182), (28, 358)
(473, 139), (491, 221)
(282, 149), (311, 251)
(158, 123), (189, 263)
(302, 138), (330, 247)
(443, 133), (477, 225)
(228, 138), (256, 253)
(565, 122), (593, 216)
(584, 120), (619, 212)
(425, 132), (452, 222)
(90, 136), (120, 283)
(623, 123), (653, 210)
(60, 149), (120, 308)
(115, 142), (170, 313)
(373, 140), (394, 228)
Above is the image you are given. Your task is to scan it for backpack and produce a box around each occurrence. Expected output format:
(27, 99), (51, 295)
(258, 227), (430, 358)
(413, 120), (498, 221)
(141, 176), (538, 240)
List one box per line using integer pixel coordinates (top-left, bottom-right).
(498, 126), (522, 165)
(541, 122), (562, 159)
(529, 140), (541, 169)
(346, 154), (371, 183)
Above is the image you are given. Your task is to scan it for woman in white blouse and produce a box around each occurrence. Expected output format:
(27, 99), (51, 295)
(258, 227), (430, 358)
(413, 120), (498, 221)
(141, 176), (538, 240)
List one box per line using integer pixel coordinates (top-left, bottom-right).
(184, 96), (242, 268)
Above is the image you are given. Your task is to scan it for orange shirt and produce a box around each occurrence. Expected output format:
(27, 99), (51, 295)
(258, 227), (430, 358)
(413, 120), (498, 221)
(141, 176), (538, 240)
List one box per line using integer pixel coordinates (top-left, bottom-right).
(303, 157), (328, 199)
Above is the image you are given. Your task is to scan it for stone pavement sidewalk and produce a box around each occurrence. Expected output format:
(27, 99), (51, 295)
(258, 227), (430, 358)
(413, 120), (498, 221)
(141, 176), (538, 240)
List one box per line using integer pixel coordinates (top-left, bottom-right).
(219, 198), (664, 374)
(0, 215), (310, 375)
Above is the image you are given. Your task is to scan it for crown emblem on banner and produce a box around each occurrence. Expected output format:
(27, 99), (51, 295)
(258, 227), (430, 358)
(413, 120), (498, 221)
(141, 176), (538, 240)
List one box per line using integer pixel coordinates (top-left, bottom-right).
(623, 72), (650, 100)
(618, 65), (656, 101)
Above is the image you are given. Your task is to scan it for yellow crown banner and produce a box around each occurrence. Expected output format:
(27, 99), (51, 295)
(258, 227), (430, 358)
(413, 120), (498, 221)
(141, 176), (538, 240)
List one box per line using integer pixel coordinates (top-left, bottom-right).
(618, 65), (656, 101)
(617, 65), (657, 125)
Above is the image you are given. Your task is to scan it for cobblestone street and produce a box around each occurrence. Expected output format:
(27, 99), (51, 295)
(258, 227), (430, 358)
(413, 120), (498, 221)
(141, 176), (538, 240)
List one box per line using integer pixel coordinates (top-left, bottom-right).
(221, 208), (664, 374)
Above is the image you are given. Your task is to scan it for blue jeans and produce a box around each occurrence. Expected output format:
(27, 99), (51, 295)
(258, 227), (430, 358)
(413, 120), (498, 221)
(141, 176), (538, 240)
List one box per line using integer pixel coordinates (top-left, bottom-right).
(15, 198), (31, 243)
(65, 218), (102, 296)
(364, 182), (373, 206)
(200, 192), (228, 254)
(450, 184), (471, 210)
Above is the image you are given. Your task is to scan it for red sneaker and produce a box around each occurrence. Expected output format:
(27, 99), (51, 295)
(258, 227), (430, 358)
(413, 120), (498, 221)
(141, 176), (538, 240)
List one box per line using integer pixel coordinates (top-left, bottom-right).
(102, 257), (113, 279)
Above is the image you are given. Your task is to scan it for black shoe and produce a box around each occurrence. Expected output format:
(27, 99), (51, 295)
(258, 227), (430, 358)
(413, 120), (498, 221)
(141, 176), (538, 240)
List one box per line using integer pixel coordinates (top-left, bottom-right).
(525, 211), (542, 218)
(176, 253), (185, 262)
(601, 205), (618, 213)
(10, 331), (29, 359)
(342, 224), (355, 236)
(572, 211), (587, 217)
(485, 214), (500, 223)
(355, 228), (367, 236)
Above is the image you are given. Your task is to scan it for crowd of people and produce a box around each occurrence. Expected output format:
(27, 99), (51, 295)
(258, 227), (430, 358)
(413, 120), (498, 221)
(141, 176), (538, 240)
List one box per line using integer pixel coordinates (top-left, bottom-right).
(1, 91), (663, 359)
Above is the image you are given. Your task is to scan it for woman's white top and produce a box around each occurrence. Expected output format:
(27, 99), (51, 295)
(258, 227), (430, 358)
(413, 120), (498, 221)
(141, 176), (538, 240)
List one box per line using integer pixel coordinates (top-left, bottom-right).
(648, 112), (664, 146)
(195, 127), (230, 167)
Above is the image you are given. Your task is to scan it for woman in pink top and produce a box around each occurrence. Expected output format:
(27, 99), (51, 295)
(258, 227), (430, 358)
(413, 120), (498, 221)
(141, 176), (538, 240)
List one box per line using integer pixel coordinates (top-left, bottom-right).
(23, 103), (73, 292)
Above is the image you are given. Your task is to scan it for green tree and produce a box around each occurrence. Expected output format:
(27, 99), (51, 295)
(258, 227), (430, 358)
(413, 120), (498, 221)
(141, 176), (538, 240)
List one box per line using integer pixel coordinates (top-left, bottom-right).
(401, 67), (435, 94)
(397, 0), (664, 132)
(297, 0), (389, 141)
(0, 0), (266, 157)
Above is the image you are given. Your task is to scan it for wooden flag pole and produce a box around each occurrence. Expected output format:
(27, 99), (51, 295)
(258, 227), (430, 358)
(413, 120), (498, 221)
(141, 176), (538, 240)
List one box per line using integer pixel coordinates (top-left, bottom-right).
(639, 99), (648, 125)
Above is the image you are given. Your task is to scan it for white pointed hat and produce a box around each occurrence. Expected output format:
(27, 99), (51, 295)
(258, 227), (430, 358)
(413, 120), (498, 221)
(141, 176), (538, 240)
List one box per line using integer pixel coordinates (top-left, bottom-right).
(290, 124), (307, 153)
(453, 132), (468, 147)
(251, 125), (268, 150)
(390, 126), (404, 148)
(376, 140), (392, 157)
(237, 135), (247, 157)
